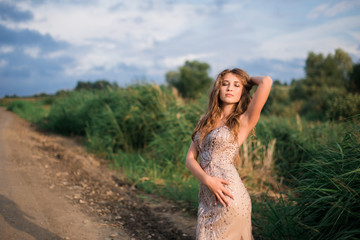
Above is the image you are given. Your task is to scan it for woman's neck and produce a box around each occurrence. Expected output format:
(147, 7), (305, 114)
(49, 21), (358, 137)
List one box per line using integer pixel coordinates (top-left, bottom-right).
(220, 103), (236, 120)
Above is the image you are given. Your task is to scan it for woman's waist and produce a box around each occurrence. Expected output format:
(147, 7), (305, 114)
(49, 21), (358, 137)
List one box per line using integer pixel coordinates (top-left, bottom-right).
(202, 161), (238, 171)
(205, 167), (242, 181)
(200, 158), (236, 169)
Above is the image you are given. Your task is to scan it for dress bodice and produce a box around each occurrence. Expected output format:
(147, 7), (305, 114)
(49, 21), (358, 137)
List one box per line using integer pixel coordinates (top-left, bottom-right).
(194, 125), (239, 170)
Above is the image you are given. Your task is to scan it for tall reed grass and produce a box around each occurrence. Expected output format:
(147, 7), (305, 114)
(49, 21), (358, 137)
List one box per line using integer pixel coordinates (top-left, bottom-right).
(256, 120), (360, 240)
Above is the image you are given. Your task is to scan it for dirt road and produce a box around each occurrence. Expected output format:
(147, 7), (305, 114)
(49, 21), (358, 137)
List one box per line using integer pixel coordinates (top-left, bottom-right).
(0, 107), (196, 240)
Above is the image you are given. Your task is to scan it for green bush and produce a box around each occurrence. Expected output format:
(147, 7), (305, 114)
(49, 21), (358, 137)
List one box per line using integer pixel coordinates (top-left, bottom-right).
(45, 90), (96, 135)
(7, 100), (47, 123)
(255, 116), (311, 183)
(257, 121), (360, 240)
(85, 84), (180, 153)
(325, 93), (360, 120)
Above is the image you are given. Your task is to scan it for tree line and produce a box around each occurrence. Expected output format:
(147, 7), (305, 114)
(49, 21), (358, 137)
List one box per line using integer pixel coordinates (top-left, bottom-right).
(165, 48), (359, 121)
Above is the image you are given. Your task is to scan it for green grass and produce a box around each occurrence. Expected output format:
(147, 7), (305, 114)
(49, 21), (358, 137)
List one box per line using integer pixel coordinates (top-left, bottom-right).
(109, 150), (199, 213)
(255, 120), (360, 240)
(6, 100), (48, 123)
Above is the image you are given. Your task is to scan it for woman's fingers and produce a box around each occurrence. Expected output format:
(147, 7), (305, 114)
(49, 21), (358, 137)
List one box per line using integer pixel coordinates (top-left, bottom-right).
(216, 191), (231, 207)
(223, 189), (234, 200)
(208, 177), (235, 206)
(216, 193), (227, 207)
(220, 179), (230, 185)
(218, 179), (234, 200)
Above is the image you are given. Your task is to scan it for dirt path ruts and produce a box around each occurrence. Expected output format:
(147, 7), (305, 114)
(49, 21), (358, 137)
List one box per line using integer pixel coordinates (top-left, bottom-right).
(0, 107), (196, 240)
(0, 107), (127, 239)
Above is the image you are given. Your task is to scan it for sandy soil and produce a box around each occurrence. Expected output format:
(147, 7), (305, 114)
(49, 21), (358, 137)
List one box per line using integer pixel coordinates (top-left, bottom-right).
(0, 107), (196, 240)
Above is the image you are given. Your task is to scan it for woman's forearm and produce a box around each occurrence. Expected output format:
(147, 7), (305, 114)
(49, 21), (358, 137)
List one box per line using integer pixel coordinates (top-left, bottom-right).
(250, 76), (272, 86)
(185, 143), (234, 206)
(186, 157), (210, 185)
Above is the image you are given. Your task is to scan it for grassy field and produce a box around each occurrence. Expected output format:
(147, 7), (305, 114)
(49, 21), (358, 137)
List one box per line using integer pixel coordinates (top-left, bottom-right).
(3, 84), (359, 239)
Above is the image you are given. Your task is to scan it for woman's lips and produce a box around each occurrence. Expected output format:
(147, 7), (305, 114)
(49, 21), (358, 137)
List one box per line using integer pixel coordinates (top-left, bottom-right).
(225, 93), (233, 97)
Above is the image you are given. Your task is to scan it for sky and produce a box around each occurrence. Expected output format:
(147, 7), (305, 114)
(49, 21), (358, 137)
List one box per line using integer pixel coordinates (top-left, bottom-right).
(0, 0), (360, 97)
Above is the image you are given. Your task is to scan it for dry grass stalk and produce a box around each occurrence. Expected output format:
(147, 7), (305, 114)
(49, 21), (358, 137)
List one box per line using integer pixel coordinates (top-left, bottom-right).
(236, 137), (281, 193)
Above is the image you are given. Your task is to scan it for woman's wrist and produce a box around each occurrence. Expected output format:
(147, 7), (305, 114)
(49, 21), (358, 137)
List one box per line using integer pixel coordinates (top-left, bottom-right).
(249, 76), (258, 86)
(203, 175), (212, 186)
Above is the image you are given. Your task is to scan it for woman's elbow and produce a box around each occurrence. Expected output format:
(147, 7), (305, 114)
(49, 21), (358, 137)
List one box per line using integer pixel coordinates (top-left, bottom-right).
(185, 155), (196, 169)
(185, 156), (191, 169)
(264, 76), (273, 85)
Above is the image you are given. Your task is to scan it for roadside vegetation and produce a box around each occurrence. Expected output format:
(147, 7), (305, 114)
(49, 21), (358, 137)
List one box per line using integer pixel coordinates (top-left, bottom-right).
(2, 48), (359, 239)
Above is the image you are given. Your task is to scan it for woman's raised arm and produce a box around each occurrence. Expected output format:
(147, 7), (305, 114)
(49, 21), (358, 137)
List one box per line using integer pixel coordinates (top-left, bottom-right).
(242, 76), (273, 130)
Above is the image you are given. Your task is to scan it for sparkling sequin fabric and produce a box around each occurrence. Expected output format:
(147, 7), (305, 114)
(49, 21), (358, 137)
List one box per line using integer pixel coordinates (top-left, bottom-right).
(194, 125), (253, 240)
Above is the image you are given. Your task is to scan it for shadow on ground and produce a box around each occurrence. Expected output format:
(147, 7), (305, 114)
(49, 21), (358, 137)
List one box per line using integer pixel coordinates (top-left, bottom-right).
(0, 194), (62, 240)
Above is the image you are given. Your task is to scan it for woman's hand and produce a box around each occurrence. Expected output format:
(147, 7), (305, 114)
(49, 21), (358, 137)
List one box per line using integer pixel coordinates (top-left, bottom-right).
(186, 142), (234, 207)
(205, 176), (234, 207)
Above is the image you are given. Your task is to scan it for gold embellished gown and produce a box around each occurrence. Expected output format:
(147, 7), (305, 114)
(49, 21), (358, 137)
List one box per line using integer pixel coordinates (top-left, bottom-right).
(194, 125), (253, 240)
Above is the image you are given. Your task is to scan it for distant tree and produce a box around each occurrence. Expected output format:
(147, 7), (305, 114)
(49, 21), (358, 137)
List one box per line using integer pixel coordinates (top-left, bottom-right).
(273, 79), (282, 86)
(305, 48), (353, 88)
(289, 78), (307, 100)
(112, 81), (119, 89)
(93, 80), (113, 90)
(4, 94), (18, 98)
(75, 81), (93, 91)
(166, 60), (213, 99)
(55, 89), (71, 96)
(75, 79), (117, 91)
(305, 52), (325, 86)
(334, 48), (353, 81)
(349, 62), (360, 93)
(33, 92), (49, 98)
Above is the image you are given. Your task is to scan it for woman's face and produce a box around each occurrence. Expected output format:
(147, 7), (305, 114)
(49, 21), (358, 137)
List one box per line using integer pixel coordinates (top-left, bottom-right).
(219, 73), (243, 105)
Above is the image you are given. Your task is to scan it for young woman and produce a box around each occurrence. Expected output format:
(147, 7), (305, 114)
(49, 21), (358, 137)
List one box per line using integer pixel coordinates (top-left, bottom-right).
(185, 68), (272, 239)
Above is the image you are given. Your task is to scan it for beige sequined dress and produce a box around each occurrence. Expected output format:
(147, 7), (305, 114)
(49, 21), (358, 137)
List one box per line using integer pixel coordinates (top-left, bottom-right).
(194, 125), (253, 240)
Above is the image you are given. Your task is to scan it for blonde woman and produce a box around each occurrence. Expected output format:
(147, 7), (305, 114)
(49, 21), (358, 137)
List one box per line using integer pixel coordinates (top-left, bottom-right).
(186, 68), (272, 239)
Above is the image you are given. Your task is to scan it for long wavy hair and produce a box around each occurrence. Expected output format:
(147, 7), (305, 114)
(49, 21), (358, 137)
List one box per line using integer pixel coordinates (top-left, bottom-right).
(192, 68), (254, 145)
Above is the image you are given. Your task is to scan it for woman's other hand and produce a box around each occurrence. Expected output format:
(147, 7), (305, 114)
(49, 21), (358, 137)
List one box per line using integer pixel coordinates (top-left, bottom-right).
(205, 176), (234, 207)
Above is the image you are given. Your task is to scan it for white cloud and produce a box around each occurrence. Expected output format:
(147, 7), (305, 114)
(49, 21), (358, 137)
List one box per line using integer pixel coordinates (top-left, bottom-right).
(9, 0), (215, 76)
(256, 15), (360, 60)
(349, 31), (360, 42)
(324, 0), (360, 17)
(307, 3), (329, 19)
(0, 59), (8, 68)
(308, 0), (360, 19)
(15, 1), (205, 46)
(0, 46), (14, 53)
(24, 47), (40, 58)
(44, 50), (66, 59)
(162, 53), (215, 68)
